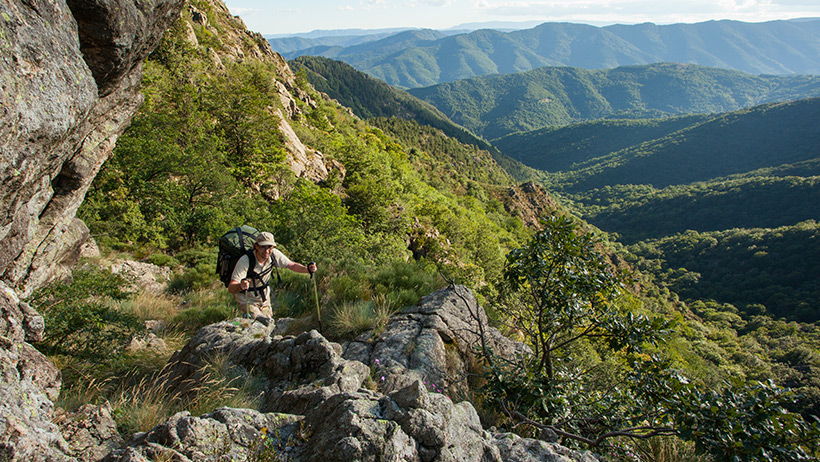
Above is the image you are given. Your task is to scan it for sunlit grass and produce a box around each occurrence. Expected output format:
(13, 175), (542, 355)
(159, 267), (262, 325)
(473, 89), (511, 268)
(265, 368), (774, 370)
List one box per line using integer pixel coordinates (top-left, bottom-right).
(111, 353), (262, 436)
(327, 295), (395, 339)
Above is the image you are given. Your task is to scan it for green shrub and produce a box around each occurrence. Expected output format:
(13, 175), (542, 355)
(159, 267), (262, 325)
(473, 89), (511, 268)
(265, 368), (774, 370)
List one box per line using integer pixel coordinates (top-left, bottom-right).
(370, 260), (441, 308)
(146, 253), (180, 268)
(168, 263), (216, 294)
(29, 267), (141, 360)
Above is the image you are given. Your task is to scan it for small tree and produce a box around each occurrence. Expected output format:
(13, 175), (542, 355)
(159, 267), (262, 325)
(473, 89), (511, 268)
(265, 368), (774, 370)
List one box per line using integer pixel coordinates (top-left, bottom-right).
(487, 215), (675, 444)
(503, 215), (644, 379)
(483, 215), (819, 460)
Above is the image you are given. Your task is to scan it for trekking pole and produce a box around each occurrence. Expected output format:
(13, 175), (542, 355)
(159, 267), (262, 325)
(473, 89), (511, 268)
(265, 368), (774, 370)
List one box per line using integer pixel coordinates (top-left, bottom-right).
(308, 262), (322, 334)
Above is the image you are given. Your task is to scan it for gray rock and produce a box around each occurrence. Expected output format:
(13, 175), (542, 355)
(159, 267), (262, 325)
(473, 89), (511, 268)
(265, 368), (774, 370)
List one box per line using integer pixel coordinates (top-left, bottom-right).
(104, 407), (304, 462)
(0, 0), (184, 459)
(162, 320), (371, 415)
(0, 284), (71, 461)
(495, 433), (600, 462)
(54, 403), (124, 461)
(343, 285), (531, 399)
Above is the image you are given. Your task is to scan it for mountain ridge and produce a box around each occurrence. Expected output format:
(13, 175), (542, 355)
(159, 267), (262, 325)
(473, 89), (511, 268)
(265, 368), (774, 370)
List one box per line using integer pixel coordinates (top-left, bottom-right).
(273, 18), (820, 88)
(408, 62), (820, 140)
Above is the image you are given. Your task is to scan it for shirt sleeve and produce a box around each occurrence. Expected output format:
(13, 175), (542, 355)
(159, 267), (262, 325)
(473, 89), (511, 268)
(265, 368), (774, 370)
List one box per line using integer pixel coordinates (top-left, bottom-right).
(230, 254), (250, 282)
(271, 249), (293, 269)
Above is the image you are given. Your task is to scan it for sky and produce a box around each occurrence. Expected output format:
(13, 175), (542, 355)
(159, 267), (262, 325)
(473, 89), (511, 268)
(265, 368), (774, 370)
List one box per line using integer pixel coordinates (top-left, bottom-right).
(225, 0), (820, 36)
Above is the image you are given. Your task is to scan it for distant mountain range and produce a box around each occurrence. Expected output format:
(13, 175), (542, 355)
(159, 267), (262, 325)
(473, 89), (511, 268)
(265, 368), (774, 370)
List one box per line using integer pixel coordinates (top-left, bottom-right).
(409, 63), (820, 140)
(290, 51), (820, 322)
(271, 19), (820, 88)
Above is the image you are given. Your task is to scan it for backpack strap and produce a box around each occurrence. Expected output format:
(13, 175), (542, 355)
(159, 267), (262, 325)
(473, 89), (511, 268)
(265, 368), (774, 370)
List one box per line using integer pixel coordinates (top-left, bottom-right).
(241, 250), (283, 302)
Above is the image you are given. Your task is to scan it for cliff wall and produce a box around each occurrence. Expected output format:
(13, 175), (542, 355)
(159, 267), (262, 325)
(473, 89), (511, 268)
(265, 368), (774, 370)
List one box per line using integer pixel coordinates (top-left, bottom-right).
(0, 0), (184, 458)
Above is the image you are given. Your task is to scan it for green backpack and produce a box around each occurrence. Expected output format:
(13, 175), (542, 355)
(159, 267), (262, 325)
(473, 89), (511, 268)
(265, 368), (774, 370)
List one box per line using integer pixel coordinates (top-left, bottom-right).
(216, 225), (260, 287)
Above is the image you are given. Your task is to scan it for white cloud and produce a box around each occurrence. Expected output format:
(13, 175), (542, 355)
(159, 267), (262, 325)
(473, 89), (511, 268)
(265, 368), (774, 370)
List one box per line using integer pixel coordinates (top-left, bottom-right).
(469, 0), (817, 23)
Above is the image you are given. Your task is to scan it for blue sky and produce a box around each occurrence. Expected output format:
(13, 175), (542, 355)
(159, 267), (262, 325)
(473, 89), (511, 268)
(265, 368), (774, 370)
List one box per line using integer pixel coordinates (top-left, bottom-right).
(225, 0), (820, 36)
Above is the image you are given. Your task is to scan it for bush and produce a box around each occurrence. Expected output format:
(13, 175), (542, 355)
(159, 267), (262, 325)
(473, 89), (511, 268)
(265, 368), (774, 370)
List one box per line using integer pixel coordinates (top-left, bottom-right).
(146, 253), (180, 268)
(29, 267), (141, 360)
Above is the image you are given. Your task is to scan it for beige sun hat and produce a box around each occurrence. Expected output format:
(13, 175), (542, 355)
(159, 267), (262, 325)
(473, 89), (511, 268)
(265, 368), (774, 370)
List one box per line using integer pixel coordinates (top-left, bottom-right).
(255, 231), (276, 247)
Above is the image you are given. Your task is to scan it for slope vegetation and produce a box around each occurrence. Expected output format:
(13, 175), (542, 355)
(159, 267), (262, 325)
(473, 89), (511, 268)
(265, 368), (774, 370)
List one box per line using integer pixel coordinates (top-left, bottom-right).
(511, 98), (820, 322)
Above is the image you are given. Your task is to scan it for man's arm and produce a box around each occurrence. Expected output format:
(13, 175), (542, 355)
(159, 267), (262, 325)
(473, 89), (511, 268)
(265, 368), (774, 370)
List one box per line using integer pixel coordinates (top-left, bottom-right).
(286, 261), (317, 274)
(227, 278), (250, 294)
(228, 255), (251, 293)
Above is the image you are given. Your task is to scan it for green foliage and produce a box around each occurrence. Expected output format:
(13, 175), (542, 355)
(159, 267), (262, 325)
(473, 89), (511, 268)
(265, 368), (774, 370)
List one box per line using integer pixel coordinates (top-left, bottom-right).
(29, 267), (140, 360)
(672, 379), (820, 461)
(485, 222), (819, 458)
(80, 24), (284, 251)
(486, 216), (676, 440)
(627, 222), (820, 322)
(501, 215), (653, 378)
(577, 176), (820, 244)
(291, 56), (497, 151)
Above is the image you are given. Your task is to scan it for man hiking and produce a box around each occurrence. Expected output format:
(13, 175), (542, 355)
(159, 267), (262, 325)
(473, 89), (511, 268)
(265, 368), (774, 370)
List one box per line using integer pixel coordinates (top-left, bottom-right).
(227, 231), (317, 318)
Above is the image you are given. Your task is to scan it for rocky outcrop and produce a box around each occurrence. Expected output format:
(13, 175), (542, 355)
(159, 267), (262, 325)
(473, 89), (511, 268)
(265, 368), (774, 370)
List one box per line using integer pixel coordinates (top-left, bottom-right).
(0, 282), (69, 460)
(496, 182), (561, 229)
(110, 286), (594, 461)
(0, 0), (185, 459)
(1, 0), (184, 296)
(54, 403), (123, 462)
(343, 285), (530, 399)
(178, 0), (339, 190)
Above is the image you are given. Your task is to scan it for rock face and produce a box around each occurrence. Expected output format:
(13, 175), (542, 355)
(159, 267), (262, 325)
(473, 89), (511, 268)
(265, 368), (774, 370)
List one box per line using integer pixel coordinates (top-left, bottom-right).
(0, 282), (69, 460)
(343, 285), (531, 399)
(0, 0), (185, 459)
(109, 286), (596, 462)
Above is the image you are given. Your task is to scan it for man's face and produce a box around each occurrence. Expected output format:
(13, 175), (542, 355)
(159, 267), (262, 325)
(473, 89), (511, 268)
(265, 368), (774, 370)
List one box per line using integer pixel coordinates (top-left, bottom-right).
(255, 244), (274, 260)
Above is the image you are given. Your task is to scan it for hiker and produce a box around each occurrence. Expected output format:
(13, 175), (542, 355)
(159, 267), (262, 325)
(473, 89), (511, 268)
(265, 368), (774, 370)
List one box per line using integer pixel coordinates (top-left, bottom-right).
(227, 231), (317, 318)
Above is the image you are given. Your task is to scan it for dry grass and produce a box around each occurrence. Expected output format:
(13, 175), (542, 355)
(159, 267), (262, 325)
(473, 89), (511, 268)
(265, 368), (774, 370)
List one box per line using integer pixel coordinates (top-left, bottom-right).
(111, 352), (262, 436)
(610, 436), (714, 462)
(327, 295), (395, 339)
(117, 291), (180, 322)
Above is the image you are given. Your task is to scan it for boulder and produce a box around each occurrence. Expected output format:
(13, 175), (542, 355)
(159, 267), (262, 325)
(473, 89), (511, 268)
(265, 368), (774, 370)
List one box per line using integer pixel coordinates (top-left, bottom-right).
(162, 319), (371, 416)
(54, 403), (123, 462)
(343, 285), (531, 399)
(103, 407), (304, 461)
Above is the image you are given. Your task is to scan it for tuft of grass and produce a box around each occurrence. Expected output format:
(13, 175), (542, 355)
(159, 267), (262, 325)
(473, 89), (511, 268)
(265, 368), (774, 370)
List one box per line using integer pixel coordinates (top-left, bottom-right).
(607, 436), (715, 462)
(327, 295), (395, 339)
(117, 291), (180, 322)
(112, 353), (262, 437)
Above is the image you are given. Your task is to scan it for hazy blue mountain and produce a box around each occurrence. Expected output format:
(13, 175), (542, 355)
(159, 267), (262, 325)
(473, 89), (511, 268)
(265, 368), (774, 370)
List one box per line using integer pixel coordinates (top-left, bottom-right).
(267, 32), (404, 55)
(265, 27), (415, 39)
(408, 63), (820, 140)
(275, 19), (820, 88)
